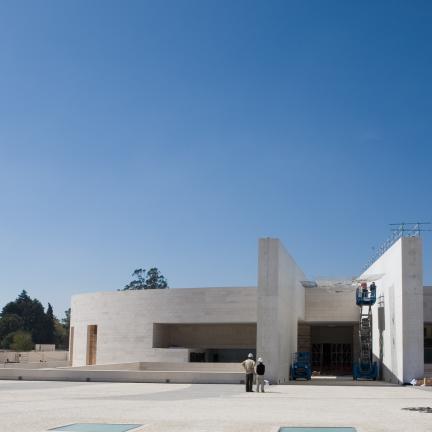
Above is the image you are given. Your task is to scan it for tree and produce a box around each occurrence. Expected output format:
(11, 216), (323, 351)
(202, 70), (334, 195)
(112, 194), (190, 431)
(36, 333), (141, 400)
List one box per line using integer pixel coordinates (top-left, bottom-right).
(0, 290), (56, 346)
(145, 267), (168, 289)
(122, 267), (168, 290)
(54, 319), (68, 350)
(0, 314), (23, 341)
(62, 308), (71, 330)
(54, 308), (71, 350)
(42, 303), (55, 344)
(10, 331), (33, 351)
(2, 290), (47, 343)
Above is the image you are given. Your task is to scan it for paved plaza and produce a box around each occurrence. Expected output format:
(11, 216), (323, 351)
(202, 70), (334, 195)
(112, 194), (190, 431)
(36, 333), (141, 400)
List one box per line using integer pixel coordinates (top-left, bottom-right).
(0, 380), (431, 432)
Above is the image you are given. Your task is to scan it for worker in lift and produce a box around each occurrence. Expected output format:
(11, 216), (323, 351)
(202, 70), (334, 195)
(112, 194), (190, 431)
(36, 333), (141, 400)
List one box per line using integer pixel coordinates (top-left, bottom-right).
(361, 282), (368, 299)
(370, 282), (376, 298)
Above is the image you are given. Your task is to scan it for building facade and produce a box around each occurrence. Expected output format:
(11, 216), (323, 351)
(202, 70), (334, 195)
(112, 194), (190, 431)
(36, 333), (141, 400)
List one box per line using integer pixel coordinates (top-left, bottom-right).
(70, 237), (432, 384)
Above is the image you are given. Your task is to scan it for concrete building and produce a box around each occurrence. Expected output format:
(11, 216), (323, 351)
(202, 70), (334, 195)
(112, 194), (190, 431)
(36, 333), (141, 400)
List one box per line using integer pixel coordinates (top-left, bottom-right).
(70, 236), (432, 384)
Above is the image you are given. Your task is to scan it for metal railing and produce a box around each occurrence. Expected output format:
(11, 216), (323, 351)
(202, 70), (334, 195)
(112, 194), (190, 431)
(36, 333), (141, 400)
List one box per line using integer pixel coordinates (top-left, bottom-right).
(362, 222), (431, 272)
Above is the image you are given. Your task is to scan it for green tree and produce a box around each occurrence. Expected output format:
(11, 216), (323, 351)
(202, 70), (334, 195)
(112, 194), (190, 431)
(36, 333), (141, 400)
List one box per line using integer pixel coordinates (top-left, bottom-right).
(1, 332), (15, 349)
(1, 290), (47, 343)
(62, 308), (71, 330)
(54, 319), (68, 349)
(0, 314), (23, 341)
(42, 303), (55, 344)
(0, 290), (59, 346)
(145, 267), (168, 289)
(10, 331), (33, 351)
(54, 308), (71, 350)
(122, 267), (168, 290)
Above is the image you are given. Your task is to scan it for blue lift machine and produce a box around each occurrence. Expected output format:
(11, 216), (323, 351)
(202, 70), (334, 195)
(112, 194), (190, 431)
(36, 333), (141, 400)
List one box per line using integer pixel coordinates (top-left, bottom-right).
(290, 351), (312, 380)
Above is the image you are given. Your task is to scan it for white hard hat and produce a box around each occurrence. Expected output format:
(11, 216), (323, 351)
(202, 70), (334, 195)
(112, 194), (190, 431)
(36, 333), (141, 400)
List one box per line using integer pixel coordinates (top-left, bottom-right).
(248, 353), (253, 358)
(258, 357), (263, 363)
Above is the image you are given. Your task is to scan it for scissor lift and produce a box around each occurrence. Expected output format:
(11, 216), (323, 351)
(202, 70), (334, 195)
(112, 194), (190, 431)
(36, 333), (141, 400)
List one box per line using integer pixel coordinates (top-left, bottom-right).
(353, 284), (378, 380)
(290, 351), (312, 380)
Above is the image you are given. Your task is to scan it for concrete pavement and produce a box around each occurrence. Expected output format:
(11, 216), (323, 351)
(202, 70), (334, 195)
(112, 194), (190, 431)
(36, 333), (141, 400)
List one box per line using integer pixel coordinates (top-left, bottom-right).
(0, 381), (431, 432)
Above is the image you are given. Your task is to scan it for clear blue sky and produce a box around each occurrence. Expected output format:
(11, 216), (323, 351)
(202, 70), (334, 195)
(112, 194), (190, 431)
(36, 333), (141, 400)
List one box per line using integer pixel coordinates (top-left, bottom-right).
(0, 1), (431, 317)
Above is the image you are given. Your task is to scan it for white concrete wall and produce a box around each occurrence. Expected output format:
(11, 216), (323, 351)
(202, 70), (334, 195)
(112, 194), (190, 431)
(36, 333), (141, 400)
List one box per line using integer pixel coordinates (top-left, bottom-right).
(256, 238), (306, 384)
(305, 288), (358, 323)
(70, 287), (257, 366)
(360, 237), (424, 383)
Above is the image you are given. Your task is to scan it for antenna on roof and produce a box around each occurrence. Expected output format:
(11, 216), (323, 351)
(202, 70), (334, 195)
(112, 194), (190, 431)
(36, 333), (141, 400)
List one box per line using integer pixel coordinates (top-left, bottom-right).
(389, 222), (432, 237)
(361, 222), (431, 272)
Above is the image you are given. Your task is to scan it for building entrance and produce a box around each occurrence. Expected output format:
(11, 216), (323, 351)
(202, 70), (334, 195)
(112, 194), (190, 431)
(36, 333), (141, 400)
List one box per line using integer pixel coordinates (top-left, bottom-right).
(308, 325), (355, 376)
(311, 343), (352, 375)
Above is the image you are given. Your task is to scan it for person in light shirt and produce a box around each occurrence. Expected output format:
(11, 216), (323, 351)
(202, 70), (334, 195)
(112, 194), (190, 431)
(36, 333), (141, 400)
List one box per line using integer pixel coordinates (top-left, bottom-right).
(241, 353), (255, 392)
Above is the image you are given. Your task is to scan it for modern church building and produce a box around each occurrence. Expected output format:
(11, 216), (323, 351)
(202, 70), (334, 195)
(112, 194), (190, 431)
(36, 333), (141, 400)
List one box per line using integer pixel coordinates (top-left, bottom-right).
(70, 236), (432, 384)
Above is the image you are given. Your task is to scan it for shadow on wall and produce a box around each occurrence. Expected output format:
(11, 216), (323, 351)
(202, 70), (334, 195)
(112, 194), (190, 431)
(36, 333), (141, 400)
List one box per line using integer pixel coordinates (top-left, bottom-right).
(376, 359), (403, 384)
(373, 305), (401, 384)
(378, 305), (385, 381)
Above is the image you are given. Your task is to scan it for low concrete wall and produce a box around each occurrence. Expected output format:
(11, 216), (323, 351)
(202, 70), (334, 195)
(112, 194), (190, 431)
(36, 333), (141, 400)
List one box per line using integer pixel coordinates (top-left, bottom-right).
(139, 362), (243, 372)
(70, 362), (243, 372)
(1, 361), (69, 369)
(0, 367), (244, 384)
(69, 362), (142, 371)
(0, 351), (68, 363)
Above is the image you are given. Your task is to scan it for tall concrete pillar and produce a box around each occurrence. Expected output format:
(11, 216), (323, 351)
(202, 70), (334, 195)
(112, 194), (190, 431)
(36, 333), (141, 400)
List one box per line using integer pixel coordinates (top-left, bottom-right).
(256, 238), (306, 383)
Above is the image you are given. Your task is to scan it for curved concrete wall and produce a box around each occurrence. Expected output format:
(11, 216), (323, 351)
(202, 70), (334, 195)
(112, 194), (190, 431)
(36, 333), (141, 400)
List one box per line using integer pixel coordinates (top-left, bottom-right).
(70, 287), (257, 366)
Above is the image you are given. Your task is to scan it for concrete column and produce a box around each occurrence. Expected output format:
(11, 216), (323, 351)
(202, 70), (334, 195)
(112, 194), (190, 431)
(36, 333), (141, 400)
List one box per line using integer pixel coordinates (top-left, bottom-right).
(256, 238), (306, 383)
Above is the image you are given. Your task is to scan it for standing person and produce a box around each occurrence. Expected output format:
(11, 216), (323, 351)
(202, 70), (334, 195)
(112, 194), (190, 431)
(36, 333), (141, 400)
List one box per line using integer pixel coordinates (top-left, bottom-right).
(241, 353), (255, 392)
(255, 357), (266, 393)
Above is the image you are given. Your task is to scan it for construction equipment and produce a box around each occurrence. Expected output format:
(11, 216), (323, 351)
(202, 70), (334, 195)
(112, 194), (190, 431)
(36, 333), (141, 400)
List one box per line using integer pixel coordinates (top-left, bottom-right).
(290, 351), (312, 380)
(353, 283), (378, 380)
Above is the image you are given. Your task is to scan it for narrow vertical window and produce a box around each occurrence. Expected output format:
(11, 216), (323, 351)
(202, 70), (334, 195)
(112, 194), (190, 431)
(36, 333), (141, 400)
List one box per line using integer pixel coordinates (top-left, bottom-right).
(69, 327), (74, 365)
(86, 325), (97, 365)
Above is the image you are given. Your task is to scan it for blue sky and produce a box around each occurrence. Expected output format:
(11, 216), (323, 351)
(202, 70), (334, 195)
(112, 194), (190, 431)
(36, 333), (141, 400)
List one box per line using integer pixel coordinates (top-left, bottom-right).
(0, 0), (431, 317)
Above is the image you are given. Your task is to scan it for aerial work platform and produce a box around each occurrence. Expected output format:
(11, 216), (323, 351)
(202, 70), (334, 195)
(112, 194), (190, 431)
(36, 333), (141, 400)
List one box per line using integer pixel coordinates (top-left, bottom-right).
(353, 282), (378, 380)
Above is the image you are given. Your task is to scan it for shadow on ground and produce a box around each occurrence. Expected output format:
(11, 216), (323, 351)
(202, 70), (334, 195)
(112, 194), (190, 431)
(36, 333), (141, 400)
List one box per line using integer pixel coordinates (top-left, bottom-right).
(402, 407), (432, 413)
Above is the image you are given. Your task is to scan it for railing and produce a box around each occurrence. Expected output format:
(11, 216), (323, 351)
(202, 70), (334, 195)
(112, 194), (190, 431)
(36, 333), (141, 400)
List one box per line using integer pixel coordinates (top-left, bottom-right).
(355, 288), (376, 306)
(362, 222), (431, 272)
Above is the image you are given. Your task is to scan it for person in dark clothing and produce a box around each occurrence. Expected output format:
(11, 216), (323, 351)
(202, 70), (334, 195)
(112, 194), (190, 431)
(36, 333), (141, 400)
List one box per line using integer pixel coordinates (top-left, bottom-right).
(255, 357), (266, 392)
